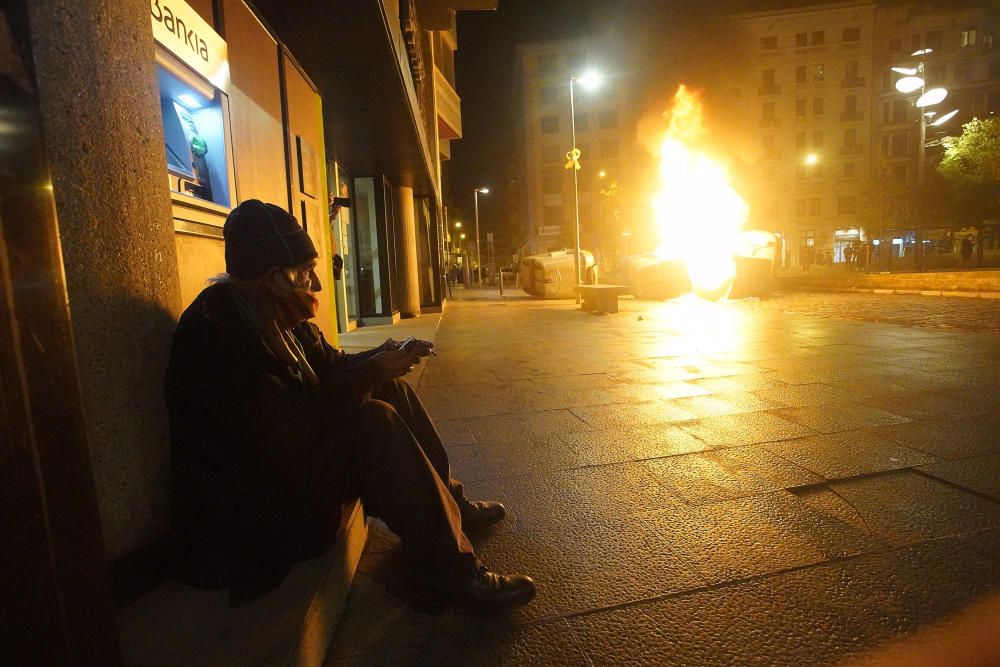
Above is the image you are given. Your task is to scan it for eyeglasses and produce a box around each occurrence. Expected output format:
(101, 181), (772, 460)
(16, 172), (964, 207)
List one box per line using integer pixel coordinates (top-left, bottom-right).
(286, 266), (317, 290)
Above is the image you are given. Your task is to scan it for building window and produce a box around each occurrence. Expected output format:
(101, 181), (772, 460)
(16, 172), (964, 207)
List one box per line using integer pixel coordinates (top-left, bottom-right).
(801, 229), (816, 246)
(541, 144), (561, 163)
(575, 112), (589, 131)
(844, 128), (857, 146)
(813, 97), (824, 115)
(762, 69), (775, 85)
(961, 28), (978, 48)
(537, 53), (557, 74)
(845, 61), (858, 80)
(892, 99), (908, 123)
(809, 198), (821, 216)
(796, 98), (807, 116)
(542, 169), (561, 192)
(761, 36), (778, 50)
(814, 64), (825, 81)
(812, 31), (825, 45)
(912, 34), (921, 52)
(813, 131), (823, 147)
(795, 199), (807, 217)
(762, 101), (775, 121)
(843, 162), (856, 178)
(985, 32), (994, 49)
(843, 27), (861, 42)
(955, 62), (972, 83)
(838, 196), (857, 215)
(795, 132), (806, 149)
(925, 30), (943, 51)
(796, 65), (806, 83)
(543, 205), (562, 225)
(541, 116), (559, 134)
(889, 38), (902, 54)
(890, 131), (910, 157)
(600, 140), (619, 158)
(796, 32), (807, 47)
(598, 110), (618, 129)
(540, 86), (558, 105)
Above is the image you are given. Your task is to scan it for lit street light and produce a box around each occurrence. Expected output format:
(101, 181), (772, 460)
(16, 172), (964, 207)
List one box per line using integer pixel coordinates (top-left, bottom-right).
(890, 48), (958, 270)
(569, 68), (602, 302)
(473, 187), (489, 286)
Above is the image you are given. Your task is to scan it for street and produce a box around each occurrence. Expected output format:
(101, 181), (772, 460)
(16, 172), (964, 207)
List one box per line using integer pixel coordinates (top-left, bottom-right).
(329, 290), (1000, 666)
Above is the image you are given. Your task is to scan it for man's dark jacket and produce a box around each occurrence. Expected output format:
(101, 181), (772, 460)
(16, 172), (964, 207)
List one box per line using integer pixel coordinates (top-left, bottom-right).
(165, 283), (383, 598)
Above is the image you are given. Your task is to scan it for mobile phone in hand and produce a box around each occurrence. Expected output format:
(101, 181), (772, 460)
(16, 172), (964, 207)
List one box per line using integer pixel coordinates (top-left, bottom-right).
(398, 336), (416, 352)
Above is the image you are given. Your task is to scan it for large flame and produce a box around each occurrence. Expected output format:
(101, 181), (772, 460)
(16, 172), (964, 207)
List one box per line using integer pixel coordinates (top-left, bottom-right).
(653, 86), (749, 297)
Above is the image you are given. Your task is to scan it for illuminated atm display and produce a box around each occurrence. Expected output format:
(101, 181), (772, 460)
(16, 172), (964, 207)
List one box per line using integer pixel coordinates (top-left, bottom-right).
(157, 64), (230, 208)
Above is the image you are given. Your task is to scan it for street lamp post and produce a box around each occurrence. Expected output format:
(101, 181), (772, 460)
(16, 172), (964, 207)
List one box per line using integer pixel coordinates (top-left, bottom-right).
(473, 187), (488, 286)
(568, 70), (602, 303)
(892, 49), (957, 271)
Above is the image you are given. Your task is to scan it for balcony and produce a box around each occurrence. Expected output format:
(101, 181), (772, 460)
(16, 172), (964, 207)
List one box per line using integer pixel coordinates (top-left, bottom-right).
(840, 111), (865, 122)
(759, 118), (781, 127)
(417, 0), (498, 29)
(840, 77), (866, 89)
(758, 84), (782, 95)
(435, 65), (462, 146)
(840, 144), (864, 156)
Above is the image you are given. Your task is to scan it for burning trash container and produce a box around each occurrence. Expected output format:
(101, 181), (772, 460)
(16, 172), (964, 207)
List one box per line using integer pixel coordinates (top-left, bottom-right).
(624, 254), (692, 300)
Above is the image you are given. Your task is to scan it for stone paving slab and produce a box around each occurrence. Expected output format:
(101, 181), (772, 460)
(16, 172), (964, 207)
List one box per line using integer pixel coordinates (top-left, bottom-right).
(328, 290), (1000, 665)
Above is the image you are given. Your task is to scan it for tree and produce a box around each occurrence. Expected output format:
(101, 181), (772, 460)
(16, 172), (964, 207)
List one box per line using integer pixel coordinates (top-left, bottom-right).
(938, 117), (1000, 229)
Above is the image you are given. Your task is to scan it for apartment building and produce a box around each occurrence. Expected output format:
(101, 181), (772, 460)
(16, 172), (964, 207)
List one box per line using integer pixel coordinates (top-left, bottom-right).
(730, 0), (1000, 267)
(729, 2), (878, 266)
(514, 38), (637, 260)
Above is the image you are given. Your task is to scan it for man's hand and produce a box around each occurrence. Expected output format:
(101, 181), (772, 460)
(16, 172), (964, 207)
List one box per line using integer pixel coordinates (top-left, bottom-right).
(381, 337), (436, 357)
(371, 348), (421, 380)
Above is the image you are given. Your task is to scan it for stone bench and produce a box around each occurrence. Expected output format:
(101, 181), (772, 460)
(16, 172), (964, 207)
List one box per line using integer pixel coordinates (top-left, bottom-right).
(579, 284), (630, 314)
(117, 501), (367, 667)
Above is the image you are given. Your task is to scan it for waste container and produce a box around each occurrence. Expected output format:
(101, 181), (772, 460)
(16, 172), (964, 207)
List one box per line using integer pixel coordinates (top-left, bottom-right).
(625, 254), (691, 300)
(520, 249), (595, 299)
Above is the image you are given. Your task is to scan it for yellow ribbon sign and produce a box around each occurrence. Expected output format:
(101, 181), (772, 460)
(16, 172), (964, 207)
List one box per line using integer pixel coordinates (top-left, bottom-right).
(564, 148), (581, 171)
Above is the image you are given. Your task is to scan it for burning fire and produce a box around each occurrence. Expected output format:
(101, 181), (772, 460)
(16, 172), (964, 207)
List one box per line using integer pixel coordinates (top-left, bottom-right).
(653, 86), (749, 297)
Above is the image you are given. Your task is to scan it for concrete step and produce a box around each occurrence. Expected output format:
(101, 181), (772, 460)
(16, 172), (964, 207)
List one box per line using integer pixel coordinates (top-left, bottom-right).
(117, 501), (367, 667)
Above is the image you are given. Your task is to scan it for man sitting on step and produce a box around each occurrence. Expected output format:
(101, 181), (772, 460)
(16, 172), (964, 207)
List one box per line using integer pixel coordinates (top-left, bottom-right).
(165, 199), (535, 613)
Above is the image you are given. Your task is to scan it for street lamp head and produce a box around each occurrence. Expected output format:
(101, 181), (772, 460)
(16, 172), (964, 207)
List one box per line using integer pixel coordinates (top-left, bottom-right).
(931, 109), (959, 126)
(598, 169), (607, 178)
(576, 69), (603, 91)
(475, 187), (490, 194)
(911, 48), (934, 57)
(460, 233), (466, 239)
(916, 87), (948, 108)
(891, 66), (919, 76)
(454, 221), (462, 228)
(804, 153), (819, 166)
(895, 76), (925, 94)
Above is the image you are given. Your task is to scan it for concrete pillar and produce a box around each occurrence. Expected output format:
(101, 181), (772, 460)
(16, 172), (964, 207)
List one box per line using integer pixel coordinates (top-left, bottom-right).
(395, 186), (421, 317)
(28, 0), (183, 557)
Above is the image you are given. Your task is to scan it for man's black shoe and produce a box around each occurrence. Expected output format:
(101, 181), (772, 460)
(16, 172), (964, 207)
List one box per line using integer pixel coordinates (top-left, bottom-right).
(412, 564), (536, 615)
(457, 497), (507, 531)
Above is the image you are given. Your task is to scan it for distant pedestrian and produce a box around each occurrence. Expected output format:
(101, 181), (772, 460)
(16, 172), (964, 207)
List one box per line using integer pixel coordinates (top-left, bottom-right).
(844, 244), (855, 268)
(961, 235), (975, 269)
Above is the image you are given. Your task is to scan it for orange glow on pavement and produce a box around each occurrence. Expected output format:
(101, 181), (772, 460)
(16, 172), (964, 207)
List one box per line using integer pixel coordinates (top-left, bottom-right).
(652, 86), (749, 298)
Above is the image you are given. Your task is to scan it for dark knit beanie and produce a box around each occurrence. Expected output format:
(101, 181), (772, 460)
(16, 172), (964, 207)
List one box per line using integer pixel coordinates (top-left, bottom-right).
(223, 199), (318, 279)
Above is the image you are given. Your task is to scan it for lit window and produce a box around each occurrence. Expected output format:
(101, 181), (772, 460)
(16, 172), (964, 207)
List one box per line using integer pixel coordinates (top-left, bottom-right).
(961, 28), (978, 48)
(814, 64), (825, 81)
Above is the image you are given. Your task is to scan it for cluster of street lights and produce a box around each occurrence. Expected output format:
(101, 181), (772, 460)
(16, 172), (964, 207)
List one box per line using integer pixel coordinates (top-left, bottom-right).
(891, 48), (958, 268)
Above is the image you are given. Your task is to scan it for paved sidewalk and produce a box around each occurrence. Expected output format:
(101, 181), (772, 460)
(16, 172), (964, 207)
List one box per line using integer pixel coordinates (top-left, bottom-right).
(329, 288), (1000, 666)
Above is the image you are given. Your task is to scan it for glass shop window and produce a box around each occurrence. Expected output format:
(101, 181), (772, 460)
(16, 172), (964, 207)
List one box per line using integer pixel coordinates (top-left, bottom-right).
(156, 55), (232, 209)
